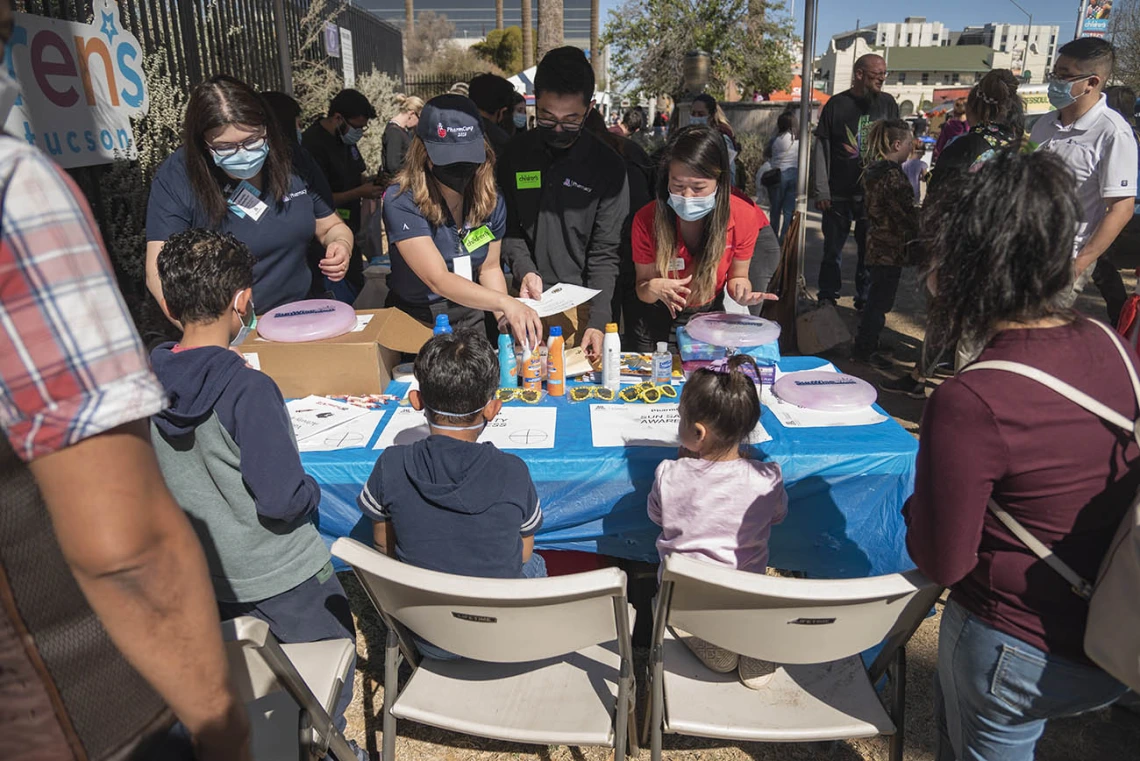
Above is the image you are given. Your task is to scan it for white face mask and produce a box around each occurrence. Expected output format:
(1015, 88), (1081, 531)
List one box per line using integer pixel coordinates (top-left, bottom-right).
(230, 294), (257, 347)
(0, 69), (21, 125)
(689, 115), (709, 126)
(425, 403), (488, 431)
(668, 191), (717, 222)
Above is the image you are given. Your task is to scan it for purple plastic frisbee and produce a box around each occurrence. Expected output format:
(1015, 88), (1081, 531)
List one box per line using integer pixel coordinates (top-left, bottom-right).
(258, 299), (357, 343)
(685, 313), (782, 349)
(772, 371), (878, 411)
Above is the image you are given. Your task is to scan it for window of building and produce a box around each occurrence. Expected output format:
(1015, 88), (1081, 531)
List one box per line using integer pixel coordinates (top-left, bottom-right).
(898, 72), (907, 84)
(922, 72), (929, 84)
(907, 33), (913, 45)
(933, 33), (940, 42)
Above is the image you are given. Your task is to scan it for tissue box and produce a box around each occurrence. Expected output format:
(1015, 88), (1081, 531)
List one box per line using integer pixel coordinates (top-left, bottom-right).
(676, 325), (781, 364)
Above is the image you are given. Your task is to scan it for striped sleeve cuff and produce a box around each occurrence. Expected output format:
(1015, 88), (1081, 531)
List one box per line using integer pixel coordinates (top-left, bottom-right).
(520, 498), (543, 536)
(357, 483), (390, 522)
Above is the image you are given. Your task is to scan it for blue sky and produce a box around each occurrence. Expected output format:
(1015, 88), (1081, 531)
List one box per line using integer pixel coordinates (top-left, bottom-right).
(599, 0), (1081, 55)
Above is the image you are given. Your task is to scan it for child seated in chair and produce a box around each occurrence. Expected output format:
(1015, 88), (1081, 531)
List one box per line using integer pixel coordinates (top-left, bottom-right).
(357, 329), (545, 658)
(149, 229), (359, 731)
(648, 354), (788, 688)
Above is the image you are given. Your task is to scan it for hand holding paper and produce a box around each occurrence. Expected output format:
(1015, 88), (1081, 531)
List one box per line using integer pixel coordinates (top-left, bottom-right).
(516, 283), (601, 319)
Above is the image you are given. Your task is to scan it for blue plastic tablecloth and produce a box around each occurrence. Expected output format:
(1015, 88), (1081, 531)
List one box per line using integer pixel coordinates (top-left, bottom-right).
(303, 356), (918, 578)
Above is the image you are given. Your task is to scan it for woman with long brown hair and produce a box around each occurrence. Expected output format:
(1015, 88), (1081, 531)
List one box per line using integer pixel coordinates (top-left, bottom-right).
(146, 74), (351, 318)
(629, 126), (774, 350)
(382, 95), (542, 346)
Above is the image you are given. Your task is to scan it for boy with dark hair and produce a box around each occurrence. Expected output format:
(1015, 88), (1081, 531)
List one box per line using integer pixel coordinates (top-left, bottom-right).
(357, 329), (545, 624)
(498, 46), (629, 359)
(150, 228), (359, 730)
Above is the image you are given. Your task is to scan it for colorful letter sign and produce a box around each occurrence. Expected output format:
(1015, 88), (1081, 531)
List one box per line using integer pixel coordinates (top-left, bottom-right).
(5, 0), (149, 167)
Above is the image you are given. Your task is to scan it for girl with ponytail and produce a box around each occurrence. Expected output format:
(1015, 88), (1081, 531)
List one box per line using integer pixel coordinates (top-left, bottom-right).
(647, 354), (788, 689)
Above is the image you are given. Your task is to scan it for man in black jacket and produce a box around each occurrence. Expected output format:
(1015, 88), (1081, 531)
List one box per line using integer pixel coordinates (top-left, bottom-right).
(810, 54), (898, 309)
(498, 47), (630, 357)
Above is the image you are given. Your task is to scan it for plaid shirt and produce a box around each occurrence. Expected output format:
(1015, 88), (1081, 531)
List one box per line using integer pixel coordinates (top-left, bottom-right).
(0, 137), (165, 461)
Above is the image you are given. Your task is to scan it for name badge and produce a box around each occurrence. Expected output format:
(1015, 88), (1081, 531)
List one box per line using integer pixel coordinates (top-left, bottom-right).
(452, 254), (474, 281)
(227, 181), (268, 222)
(515, 171), (541, 190)
(668, 257), (686, 272)
(462, 225), (495, 253)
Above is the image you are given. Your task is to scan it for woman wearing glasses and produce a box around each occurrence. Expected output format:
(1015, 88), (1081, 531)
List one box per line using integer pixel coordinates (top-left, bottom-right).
(146, 75), (352, 320)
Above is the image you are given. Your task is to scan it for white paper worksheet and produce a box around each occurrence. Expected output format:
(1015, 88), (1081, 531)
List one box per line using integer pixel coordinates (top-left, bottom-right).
(373, 407), (558, 450)
(286, 396), (368, 442)
(515, 283), (601, 319)
(589, 404), (771, 448)
(296, 411), (384, 452)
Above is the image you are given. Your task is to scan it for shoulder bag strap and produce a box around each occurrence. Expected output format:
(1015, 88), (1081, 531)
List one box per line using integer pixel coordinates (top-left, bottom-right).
(959, 319), (1140, 600)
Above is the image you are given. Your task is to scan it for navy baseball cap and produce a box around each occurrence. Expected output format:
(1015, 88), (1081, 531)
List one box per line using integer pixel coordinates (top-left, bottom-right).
(417, 94), (486, 166)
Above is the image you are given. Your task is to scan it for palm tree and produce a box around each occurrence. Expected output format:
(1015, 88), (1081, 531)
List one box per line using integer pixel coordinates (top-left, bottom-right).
(405, 0), (414, 34)
(537, 0), (562, 60)
(590, 0), (600, 81)
(496, 0), (504, 30)
(522, 0), (534, 69)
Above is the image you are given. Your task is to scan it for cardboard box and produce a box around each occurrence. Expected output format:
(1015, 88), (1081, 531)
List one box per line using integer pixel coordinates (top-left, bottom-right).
(239, 309), (432, 398)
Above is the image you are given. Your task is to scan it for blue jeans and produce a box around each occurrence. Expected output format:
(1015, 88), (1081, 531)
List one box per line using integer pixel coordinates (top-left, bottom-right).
(416, 553), (548, 660)
(769, 168), (797, 242)
(934, 600), (1127, 761)
(818, 197), (869, 304)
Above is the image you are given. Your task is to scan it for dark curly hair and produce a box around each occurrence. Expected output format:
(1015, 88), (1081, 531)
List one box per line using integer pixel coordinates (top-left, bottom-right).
(157, 228), (255, 324)
(967, 69), (1025, 140)
(922, 150), (1078, 354)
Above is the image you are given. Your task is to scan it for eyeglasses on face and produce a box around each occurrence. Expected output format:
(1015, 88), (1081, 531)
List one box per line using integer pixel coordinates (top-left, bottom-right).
(1046, 71), (1095, 84)
(207, 133), (267, 157)
(534, 114), (586, 132)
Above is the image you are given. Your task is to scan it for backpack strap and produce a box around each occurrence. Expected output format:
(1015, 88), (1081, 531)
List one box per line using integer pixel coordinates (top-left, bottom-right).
(959, 318), (1140, 601)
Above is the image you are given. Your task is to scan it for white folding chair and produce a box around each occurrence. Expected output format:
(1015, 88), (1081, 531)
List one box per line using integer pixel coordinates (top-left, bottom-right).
(222, 616), (359, 761)
(332, 538), (635, 761)
(648, 554), (940, 761)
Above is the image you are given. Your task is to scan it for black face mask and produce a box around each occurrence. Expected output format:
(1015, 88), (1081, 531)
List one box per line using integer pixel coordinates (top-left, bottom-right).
(539, 126), (579, 151)
(431, 162), (480, 193)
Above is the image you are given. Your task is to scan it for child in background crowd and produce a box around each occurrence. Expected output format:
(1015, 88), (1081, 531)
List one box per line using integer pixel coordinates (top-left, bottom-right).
(357, 329), (545, 658)
(852, 120), (920, 367)
(901, 139), (929, 204)
(648, 354), (787, 688)
(149, 228), (359, 733)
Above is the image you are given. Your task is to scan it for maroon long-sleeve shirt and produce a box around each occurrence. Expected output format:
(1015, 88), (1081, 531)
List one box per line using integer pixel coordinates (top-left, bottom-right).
(904, 318), (1140, 662)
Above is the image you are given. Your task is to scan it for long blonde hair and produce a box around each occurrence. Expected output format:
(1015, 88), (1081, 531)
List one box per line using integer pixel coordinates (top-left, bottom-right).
(653, 127), (732, 305)
(394, 136), (498, 228)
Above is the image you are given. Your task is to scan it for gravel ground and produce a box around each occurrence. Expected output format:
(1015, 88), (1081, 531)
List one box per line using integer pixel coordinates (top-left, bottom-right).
(337, 211), (1140, 760)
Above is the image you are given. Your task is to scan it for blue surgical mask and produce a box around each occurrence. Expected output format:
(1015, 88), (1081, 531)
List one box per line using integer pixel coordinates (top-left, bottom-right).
(231, 294), (257, 347)
(513, 112), (528, 129)
(1047, 75), (1093, 110)
(212, 144), (269, 180)
(341, 125), (364, 145)
(689, 115), (708, 126)
(668, 191), (717, 222)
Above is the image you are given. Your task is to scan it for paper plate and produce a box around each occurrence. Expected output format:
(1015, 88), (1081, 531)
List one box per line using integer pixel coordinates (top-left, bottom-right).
(685, 313), (782, 349)
(258, 299), (357, 343)
(772, 371), (878, 411)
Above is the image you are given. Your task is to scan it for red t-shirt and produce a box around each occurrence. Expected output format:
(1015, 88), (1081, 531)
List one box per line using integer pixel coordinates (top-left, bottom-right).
(631, 192), (762, 307)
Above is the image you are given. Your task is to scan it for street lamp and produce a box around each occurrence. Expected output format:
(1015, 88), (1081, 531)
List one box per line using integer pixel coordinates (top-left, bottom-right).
(1007, 0), (1034, 78)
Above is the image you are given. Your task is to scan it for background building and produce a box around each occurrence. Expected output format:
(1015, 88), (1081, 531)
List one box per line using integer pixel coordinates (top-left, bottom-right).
(357, 0), (593, 45)
(957, 23), (1060, 81)
(830, 17), (950, 51)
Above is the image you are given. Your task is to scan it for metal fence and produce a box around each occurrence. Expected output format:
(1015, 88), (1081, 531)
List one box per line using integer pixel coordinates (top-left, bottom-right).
(14, 0), (404, 91)
(404, 72), (484, 100)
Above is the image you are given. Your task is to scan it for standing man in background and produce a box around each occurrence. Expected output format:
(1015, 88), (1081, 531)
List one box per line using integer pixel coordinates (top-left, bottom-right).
(498, 46), (630, 357)
(811, 53), (899, 309)
(1032, 38), (1136, 315)
(468, 74), (517, 158)
(303, 88), (384, 295)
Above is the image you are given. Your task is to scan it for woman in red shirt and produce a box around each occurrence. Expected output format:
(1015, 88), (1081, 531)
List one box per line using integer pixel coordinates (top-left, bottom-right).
(629, 127), (773, 350)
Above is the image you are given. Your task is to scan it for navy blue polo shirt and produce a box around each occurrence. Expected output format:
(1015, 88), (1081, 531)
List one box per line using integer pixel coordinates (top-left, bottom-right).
(382, 184), (507, 306)
(146, 148), (336, 312)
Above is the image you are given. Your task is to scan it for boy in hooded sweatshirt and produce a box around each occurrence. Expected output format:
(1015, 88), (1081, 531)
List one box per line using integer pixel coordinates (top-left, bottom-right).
(149, 228), (358, 728)
(357, 328), (545, 658)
